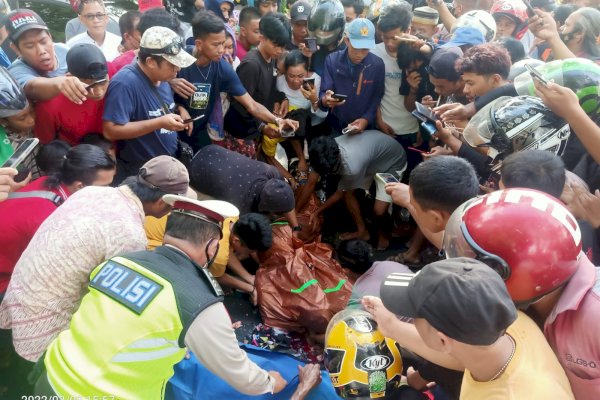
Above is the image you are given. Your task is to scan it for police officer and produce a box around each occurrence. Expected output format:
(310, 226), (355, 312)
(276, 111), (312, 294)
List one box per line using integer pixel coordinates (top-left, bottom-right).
(34, 195), (288, 398)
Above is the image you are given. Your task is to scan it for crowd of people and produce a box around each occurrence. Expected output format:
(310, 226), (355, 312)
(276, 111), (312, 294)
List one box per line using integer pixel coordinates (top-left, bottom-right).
(0, 0), (599, 398)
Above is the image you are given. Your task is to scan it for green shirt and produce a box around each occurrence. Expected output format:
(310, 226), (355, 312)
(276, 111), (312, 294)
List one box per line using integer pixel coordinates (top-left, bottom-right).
(0, 126), (14, 165)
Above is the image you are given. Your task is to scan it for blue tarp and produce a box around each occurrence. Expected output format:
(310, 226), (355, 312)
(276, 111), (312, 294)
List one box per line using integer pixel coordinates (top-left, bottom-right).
(167, 344), (340, 400)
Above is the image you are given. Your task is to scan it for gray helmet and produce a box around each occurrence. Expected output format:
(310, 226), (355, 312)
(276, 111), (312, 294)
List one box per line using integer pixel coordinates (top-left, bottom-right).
(308, 0), (345, 46)
(0, 67), (28, 119)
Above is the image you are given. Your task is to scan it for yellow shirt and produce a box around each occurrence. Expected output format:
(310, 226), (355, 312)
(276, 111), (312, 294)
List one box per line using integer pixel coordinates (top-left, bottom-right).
(144, 215), (237, 278)
(460, 311), (574, 400)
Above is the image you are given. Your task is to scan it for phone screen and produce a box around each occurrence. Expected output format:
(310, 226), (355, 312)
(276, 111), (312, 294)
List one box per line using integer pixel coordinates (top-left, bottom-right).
(415, 102), (439, 123)
(1, 138), (39, 169)
(525, 64), (548, 86)
(305, 38), (317, 52)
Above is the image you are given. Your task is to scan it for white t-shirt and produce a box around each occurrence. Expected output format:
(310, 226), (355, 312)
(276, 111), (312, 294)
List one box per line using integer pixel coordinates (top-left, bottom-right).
(67, 30), (122, 61)
(276, 73), (328, 126)
(371, 43), (419, 136)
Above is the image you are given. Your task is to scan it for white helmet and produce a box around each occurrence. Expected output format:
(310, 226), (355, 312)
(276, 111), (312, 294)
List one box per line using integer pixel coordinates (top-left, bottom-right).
(451, 10), (497, 42)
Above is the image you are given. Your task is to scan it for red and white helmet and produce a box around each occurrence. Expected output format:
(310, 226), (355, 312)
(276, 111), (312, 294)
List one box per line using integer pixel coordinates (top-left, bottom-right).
(443, 188), (581, 304)
(491, 0), (529, 40)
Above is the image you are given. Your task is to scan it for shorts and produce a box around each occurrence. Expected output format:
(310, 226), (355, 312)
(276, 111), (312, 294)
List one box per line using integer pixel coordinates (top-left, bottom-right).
(375, 166), (407, 202)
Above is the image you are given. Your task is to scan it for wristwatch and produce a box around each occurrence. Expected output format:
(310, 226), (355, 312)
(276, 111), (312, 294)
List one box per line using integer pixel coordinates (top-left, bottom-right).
(293, 225), (302, 232)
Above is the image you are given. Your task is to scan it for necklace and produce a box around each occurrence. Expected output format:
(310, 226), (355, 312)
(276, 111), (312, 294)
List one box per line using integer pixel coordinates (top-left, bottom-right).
(488, 334), (516, 382)
(195, 61), (212, 81)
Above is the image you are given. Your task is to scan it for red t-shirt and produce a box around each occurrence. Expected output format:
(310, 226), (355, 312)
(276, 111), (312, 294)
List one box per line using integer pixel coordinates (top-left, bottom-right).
(236, 41), (249, 61)
(34, 95), (105, 145)
(108, 50), (136, 76)
(0, 177), (69, 293)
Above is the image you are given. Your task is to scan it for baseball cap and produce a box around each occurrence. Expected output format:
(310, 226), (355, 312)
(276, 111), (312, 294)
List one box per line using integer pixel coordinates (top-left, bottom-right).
(258, 179), (295, 213)
(380, 258), (517, 346)
(139, 26), (196, 69)
(163, 195), (239, 236)
(290, 1), (312, 22)
(427, 47), (463, 81)
(137, 156), (195, 197)
(66, 44), (108, 80)
(441, 27), (485, 48)
(6, 9), (48, 43)
(412, 6), (439, 25)
(345, 18), (375, 50)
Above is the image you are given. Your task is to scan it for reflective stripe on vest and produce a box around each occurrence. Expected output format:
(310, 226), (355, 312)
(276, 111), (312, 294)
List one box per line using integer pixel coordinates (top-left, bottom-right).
(112, 338), (181, 363)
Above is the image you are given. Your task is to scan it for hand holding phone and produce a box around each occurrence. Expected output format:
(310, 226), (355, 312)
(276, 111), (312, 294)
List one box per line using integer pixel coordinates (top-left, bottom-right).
(525, 63), (548, 86)
(302, 77), (315, 90)
(332, 94), (347, 102)
(407, 146), (429, 154)
(521, 0), (536, 18)
(280, 127), (296, 137)
(305, 37), (317, 53)
(342, 125), (358, 135)
(375, 173), (400, 184)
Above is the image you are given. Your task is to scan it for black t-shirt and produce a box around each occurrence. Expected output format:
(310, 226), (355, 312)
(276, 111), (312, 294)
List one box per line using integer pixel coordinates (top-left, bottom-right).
(225, 49), (285, 139)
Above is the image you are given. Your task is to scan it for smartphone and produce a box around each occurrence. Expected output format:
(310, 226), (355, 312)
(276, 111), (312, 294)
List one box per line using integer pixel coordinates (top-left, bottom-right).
(521, 0), (536, 18)
(1, 138), (39, 169)
(407, 146), (428, 154)
(302, 77), (315, 90)
(86, 78), (107, 90)
(305, 37), (317, 53)
(280, 127), (296, 138)
(414, 102), (439, 123)
(332, 94), (347, 102)
(342, 125), (358, 135)
(375, 173), (399, 184)
(525, 63), (548, 86)
(183, 114), (204, 124)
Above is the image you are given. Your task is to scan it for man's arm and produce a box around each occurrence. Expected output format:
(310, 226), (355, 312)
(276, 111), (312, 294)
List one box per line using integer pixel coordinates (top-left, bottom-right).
(233, 93), (278, 124)
(103, 115), (184, 141)
(362, 296), (464, 371)
(23, 75), (88, 103)
(185, 303), (286, 395)
(428, 0), (456, 32)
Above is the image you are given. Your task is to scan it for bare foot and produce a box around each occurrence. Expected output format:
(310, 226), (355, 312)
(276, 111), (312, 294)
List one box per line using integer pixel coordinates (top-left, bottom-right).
(339, 230), (370, 241)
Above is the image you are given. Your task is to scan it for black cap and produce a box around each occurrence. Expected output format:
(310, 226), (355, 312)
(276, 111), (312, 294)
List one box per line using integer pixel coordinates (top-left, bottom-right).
(290, 1), (312, 21)
(66, 44), (108, 80)
(380, 258), (517, 346)
(427, 47), (463, 82)
(6, 9), (48, 43)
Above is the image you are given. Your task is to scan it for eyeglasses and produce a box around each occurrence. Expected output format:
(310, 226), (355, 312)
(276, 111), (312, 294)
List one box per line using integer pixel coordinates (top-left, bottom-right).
(142, 36), (184, 57)
(82, 13), (107, 21)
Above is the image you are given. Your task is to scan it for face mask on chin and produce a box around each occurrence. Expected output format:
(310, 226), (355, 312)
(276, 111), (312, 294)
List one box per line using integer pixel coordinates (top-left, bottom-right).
(560, 30), (578, 44)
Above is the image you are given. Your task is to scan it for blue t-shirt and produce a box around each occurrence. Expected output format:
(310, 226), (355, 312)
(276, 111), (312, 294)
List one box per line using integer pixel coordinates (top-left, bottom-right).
(103, 63), (178, 163)
(175, 58), (246, 135)
(9, 43), (69, 87)
(0, 48), (10, 68)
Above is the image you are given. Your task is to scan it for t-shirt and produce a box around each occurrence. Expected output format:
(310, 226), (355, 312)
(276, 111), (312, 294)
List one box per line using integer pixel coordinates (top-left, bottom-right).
(66, 31), (122, 62)
(236, 40), (249, 61)
(108, 50), (136, 77)
(0, 177), (69, 293)
(175, 59), (246, 147)
(460, 311), (574, 399)
(225, 49), (284, 139)
(34, 95), (104, 145)
(9, 43), (69, 87)
(371, 43), (419, 136)
(190, 144), (282, 214)
(64, 17), (121, 41)
(335, 130), (407, 191)
(103, 63), (178, 164)
(144, 214), (238, 278)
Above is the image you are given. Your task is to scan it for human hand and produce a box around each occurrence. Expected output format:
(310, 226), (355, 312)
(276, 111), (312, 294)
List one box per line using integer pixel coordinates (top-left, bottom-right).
(432, 121), (451, 143)
(298, 158), (309, 173)
(0, 167), (18, 202)
(159, 113), (186, 132)
(169, 78), (197, 99)
(274, 99), (289, 118)
(528, 10), (559, 42)
(224, 54), (235, 65)
(566, 185), (600, 228)
(407, 71), (422, 91)
(279, 118), (300, 133)
(426, 0), (446, 11)
(386, 182), (410, 208)
(295, 364), (322, 398)
(268, 371), (288, 394)
(300, 82), (318, 104)
(322, 90), (345, 108)
(434, 102), (475, 122)
(420, 95), (437, 108)
(423, 145), (452, 159)
(262, 124), (281, 139)
(361, 296), (397, 338)
(298, 42), (315, 58)
(60, 76), (88, 104)
(535, 80), (581, 121)
(406, 367), (436, 392)
(177, 106), (194, 136)
(348, 118), (368, 134)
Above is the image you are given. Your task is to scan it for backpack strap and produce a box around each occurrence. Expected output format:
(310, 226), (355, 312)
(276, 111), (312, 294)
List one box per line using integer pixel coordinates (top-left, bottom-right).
(7, 191), (64, 207)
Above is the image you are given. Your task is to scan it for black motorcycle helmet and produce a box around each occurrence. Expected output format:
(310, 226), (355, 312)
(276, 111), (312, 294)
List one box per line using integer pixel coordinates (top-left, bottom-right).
(308, 0), (345, 46)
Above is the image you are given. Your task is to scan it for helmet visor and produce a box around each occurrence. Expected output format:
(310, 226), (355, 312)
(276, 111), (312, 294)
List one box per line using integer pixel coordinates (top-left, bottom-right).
(443, 203), (477, 259)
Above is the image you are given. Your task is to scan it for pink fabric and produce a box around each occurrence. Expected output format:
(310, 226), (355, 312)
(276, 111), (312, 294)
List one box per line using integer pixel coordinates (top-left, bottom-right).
(236, 41), (249, 61)
(544, 255), (600, 399)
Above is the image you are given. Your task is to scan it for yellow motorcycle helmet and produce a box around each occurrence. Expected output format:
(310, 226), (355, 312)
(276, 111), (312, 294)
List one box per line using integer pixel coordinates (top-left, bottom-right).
(325, 309), (403, 399)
